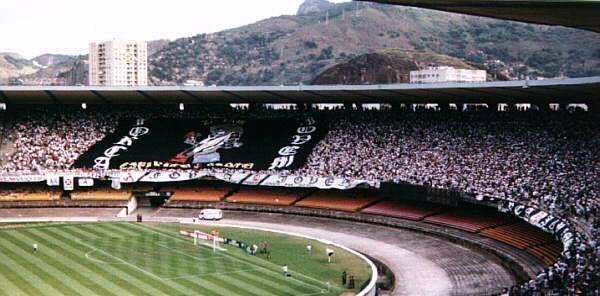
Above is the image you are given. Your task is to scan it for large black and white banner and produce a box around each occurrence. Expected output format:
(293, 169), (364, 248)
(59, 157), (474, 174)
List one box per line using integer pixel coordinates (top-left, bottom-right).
(498, 200), (577, 252)
(74, 117), (326, 171)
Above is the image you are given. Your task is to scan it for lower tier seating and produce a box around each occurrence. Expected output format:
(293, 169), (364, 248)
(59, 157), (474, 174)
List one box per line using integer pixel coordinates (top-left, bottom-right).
(526, 243), (563, 266)
(167, 186), (228, 202)
(362, 200), (443, 220)
(226, 187), (299, 206)
(294, 190), (381, 212)
(480, 223), (556, 250)
(424, 210), (509, 232)
(0, 190), (61, 201)
(70, 189), (131, 201)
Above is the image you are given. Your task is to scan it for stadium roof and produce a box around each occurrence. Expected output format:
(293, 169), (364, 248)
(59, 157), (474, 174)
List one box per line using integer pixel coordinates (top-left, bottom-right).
(362, 0), (600, 33)
(0, 77), (598, 107)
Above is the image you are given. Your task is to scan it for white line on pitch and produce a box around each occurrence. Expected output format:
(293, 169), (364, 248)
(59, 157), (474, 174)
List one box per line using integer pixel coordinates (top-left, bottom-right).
(84, 250), (121, 265)
(152, 242), (228, 261)
(162, 267), (262, 280)
(77, 239), (163, 281)
(131, 223), (334, 292)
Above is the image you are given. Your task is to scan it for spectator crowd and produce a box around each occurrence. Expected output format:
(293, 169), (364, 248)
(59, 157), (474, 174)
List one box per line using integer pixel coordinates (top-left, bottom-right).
(1, 109), (117, 172)
(0, 106), (598, 294)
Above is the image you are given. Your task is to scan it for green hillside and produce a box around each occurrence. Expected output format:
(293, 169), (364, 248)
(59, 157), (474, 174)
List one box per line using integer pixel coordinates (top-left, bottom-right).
(3, 1), (599, 86)
(312, 48), (494, 84)
(148, 1), (600, 85)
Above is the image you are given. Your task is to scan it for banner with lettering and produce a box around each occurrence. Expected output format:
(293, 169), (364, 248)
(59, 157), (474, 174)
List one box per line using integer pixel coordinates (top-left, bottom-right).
(73, 117), (326, 171)
(46, 175), (60, 186)
(77, 178), (94, 187)
(0, 174), (46, 183)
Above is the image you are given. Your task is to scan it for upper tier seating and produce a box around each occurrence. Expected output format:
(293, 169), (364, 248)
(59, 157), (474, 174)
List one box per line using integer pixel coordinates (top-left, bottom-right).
(424, 210), (509, 232)
(295, 190), (381, 212)
(226, 187), (300, 205)
(362, 200), (443, 220)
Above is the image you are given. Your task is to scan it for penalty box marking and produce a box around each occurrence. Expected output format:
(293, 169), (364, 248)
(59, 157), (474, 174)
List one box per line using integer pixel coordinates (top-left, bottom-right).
(82, 241), (230, 266)
(80, 238), (229, 264)
(77, 239), (163, 280)
(152, 242), (229, 262)
(161, 267), (263, 280)
(81, 239), (251, 281)
(85, 245), (262, 281)
(131, 223), (337, 293)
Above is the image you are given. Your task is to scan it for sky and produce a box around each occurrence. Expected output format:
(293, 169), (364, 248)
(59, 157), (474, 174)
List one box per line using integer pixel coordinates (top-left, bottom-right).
(0, 0), (349, 58)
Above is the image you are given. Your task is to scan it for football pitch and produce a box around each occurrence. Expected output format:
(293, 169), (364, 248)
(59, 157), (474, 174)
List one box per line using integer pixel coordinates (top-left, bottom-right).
(0, 222), (371, 296)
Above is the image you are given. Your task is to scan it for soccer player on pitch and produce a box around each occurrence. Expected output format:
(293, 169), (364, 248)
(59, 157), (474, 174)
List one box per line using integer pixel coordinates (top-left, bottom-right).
(282, 264), (288, 276)
(326, 248), (334, 263)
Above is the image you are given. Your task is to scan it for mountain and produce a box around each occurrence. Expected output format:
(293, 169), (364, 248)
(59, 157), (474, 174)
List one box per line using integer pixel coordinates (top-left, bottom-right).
(311, 49), (506, 85)
(0, 53), (39, 84)
(17, 55), (88, 86)
(297, 0), (335, 16)
(148, 1), (600, 86)
(147, 39), (171, 56)
(3, 1), (600, 86)
(31, 54), (73, 68)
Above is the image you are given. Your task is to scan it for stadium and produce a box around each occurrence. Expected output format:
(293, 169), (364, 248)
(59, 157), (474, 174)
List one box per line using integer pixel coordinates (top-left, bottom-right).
(0, 1), (599, 296)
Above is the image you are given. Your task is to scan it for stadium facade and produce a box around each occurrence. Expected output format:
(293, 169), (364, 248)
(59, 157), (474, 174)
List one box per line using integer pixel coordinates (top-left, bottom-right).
(0, 76), (598, 111)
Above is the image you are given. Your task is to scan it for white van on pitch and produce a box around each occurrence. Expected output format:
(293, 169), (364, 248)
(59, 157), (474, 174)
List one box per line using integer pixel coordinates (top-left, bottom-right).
(198, 209), (223, 220)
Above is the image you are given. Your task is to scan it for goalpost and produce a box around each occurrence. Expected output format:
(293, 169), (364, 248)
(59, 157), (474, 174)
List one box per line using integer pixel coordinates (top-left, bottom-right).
(193, 230), (220, 253)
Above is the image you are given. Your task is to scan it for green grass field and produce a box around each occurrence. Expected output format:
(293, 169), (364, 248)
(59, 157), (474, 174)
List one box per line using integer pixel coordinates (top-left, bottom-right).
(0, 222), (371, 296)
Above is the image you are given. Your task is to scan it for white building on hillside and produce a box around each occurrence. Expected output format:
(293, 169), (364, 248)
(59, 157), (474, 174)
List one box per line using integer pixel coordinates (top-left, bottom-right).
(410, 66), (486, 84)
(89, 40), (148, 86)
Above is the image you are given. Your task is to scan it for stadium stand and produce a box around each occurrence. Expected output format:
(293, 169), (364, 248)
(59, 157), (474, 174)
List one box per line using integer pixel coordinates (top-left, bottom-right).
(69, 189), (131, 201)
(2, 108), (597, 209)
(362, 200), (443, 220)
(166, 186), (228, 202)
(424, 210), (511, 233)
(0, 190), (61, 202)
(526, 243), (564, 267)
(0, 107), (117, 172)
(127, 184), (155, 192)
(0, 106), (598, 295)
(226, 187), (301, 205)
(0, 185), (61, 202)
(481, 223), (556, 250)
(295, 190), (381, 212)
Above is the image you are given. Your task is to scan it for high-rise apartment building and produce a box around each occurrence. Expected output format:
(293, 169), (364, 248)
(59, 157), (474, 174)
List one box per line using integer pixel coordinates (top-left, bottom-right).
(89, 40), (148, 86)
